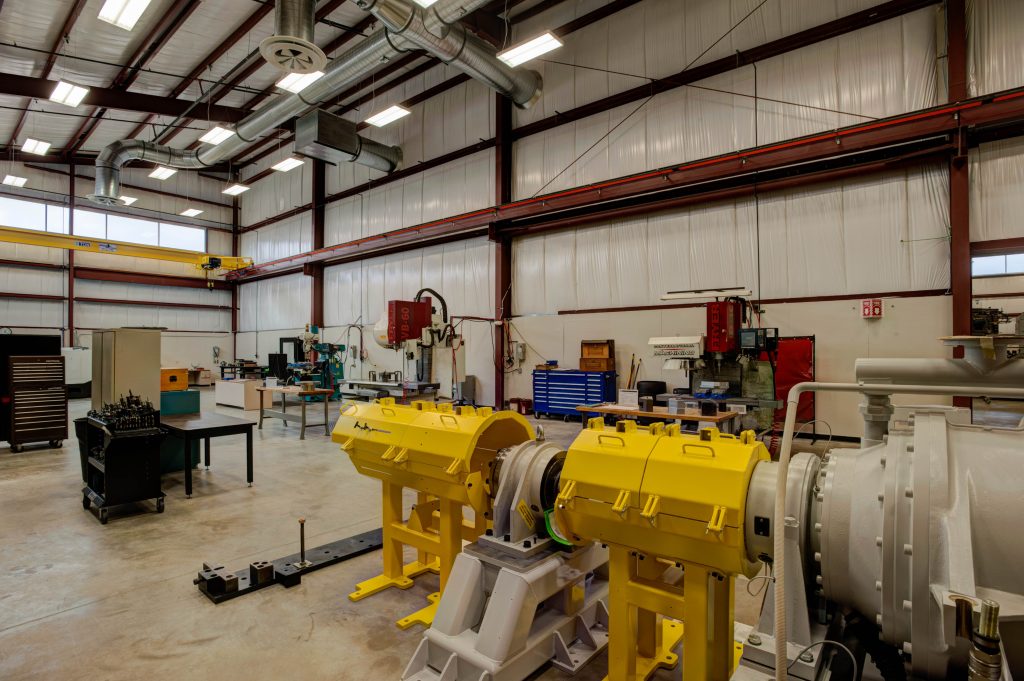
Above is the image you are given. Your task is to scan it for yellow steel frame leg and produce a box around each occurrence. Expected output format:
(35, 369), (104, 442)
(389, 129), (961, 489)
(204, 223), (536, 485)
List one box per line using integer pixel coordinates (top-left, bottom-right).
(604, 547), (684, 681)
(682, 563), (735, 681)
(348, 482), (481, 630)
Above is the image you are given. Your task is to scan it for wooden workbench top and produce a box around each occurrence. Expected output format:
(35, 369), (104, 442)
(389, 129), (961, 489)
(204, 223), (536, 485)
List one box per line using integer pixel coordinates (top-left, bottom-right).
(256, 385), (334, 396)
(577, 403), (739, 423)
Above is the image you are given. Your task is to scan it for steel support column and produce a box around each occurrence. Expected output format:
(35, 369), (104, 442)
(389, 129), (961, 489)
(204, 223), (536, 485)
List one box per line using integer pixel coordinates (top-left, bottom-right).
(492, 94), (513, 408)
(308, 160), (327, 330)
(68, 162), (75, 346)
(232, 170), (240, 361)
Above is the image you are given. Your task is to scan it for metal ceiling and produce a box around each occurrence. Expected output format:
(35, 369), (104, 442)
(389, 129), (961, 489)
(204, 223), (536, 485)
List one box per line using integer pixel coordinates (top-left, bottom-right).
(0, 0), (387, 155)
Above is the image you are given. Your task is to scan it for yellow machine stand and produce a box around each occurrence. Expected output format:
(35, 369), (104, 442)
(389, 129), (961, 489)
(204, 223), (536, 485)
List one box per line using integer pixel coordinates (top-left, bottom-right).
(332, 398), (534, 629)
(554, 418), (767, 681)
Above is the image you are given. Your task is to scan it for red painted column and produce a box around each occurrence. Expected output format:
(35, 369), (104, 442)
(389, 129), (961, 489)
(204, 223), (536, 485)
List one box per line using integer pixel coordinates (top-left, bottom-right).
(231, 172), (240, 361)
(309, 159), (326, 330)
(493, 94), (514, 408)
(67, 161), (75, 346)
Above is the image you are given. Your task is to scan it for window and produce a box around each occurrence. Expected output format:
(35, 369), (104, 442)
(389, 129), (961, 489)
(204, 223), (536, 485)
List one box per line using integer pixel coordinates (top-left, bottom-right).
(0, 196), (45, 231)
(159, 223), (206, 252)
(108, 214), (158, 245)
(972, 254), (1024, 277)
(73, 209), (106, 238)
(46, 206), (69, 234)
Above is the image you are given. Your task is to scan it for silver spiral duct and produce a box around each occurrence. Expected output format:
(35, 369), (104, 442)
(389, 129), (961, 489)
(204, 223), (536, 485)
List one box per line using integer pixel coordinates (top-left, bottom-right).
(89, 0), (539, 206)
(356, 0), (542, 109)
(260, 0), (327, 74)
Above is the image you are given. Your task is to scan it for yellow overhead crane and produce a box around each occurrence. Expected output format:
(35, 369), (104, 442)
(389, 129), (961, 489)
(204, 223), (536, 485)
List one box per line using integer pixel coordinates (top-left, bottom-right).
(0, 224), (252, 273)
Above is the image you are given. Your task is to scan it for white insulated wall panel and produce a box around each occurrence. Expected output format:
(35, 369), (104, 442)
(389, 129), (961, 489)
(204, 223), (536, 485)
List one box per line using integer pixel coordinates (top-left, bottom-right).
(513, 166), (949, 314)
(0, 299), (64, 328)
(240, 212), (312, 264)
(240, 155), (313, 227)
(238, 281), (258, 332)
(324, 150), (495, 247)
(0, 266), (64, 296)
(970, 138), (1024, 242)
(511, 10), (938, 199)
(236, 273), (310, 331)
(968, 0), (1024, 96)
(74, 303), (229, 332)
(74, 279), (231, 307)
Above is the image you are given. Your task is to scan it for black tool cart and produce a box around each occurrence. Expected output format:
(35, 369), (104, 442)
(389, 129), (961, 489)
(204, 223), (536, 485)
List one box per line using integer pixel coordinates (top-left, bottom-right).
(1, 334), (64, 452)
(81, 394), (166, 524)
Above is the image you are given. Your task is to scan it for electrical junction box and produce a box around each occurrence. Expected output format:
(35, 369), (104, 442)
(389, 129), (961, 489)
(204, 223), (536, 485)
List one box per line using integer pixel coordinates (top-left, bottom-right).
(387, 298), (433, 345)
(706, 300), (742, 353)
(649, 336), (704, 359)
(861, 298), (884, 319)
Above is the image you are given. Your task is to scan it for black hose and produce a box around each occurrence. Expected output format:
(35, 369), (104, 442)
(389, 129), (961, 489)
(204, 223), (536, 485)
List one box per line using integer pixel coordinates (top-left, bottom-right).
(837, 612), (907, 681)
(414, 287), (448, 323)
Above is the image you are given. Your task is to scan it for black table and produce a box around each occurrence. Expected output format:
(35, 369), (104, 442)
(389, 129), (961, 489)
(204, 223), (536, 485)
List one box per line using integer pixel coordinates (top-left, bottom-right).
(219, 364), (267, 380)
(161, 413), (254, 498)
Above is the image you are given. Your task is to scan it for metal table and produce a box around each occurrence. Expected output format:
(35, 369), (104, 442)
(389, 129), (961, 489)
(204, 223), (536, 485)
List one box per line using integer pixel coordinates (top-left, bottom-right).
(576, 403), (740, 433)
(160, 413), (255, 498)
(337, 379), (439, 402)
(257, 386), (333, 439)
(219, 363), (267, 380)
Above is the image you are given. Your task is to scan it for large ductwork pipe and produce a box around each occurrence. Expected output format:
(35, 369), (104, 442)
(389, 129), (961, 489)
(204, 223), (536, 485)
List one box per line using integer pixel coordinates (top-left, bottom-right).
(260, 0), (327, 74)
(356, 0), (542, 109)
(89, 0), (536, 205)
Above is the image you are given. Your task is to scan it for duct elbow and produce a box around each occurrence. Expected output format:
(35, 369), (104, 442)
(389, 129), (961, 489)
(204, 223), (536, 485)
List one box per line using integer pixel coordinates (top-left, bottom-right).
(89, 139), (206, 207)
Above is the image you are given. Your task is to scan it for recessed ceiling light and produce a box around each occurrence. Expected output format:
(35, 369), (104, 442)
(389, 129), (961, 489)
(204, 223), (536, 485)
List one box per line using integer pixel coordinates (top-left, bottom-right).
(97, 0), (153, 30)
(49, 80), (90, 107)
(271, 157), (304, 172)
(118, 195), (138, 206)
(2, 175), (27, 187)
(411, 0), (439, 6)
(21, 138), (52, 155)
(497, 32), (563, 67)
(365, 105), (411, 128)
(199, 126), (235, 145)
(222, 184), (250, 196)
(148, 166), (177, 180)
(180, 208), (203, 218)
(276, 71), (325, 94)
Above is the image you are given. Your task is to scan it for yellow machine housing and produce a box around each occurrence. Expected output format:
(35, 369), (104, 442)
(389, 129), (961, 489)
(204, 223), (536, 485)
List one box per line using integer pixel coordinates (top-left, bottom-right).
(554, 418), (767, 681)
(332, 398), (534, 628)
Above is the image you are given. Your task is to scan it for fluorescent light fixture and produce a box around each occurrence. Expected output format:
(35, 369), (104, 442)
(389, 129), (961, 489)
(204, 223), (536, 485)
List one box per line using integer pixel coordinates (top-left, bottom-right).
(2, 175), (27, 188)
(365, 104), (411, 128)
(180, 208), (203, 218)
(276, 71), (324, 94)
(411, 0), (439, 6)
(271, 157), (304, 172)
(497, 32), (563, 67)
(660, 287), (752, 301)
(118, 195), (138, 206)
(222, 184), (250, 196)
(98, 0), (153, 30)
(198, 126), (235, 145)
(49, 80), (90, 107)
(148, 166), (177, 180)
(21, 138), (52, 155)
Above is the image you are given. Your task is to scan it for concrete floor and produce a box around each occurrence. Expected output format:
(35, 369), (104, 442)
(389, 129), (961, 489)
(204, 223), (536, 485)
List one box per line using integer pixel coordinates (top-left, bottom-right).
(8, 394), (1012, 680)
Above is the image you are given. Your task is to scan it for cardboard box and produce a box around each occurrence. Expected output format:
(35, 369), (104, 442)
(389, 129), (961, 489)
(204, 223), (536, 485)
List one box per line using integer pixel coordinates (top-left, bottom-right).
(579, 357), (615, 371)
(161, 367), (188, 392)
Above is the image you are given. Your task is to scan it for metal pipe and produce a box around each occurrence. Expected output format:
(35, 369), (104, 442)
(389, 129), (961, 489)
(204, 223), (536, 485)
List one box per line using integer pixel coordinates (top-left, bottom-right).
(772, 381), (1024, 681)
(355, 0), (542, 108)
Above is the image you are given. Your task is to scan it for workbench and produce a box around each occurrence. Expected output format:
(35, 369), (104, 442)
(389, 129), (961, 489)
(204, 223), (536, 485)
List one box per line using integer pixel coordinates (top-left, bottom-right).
(337, 378), (439, 402)
(257, 386), (333, 439)
(160, 413), (255, 499)
(576, 403), (740, 433)
(219, 363), (267, 380)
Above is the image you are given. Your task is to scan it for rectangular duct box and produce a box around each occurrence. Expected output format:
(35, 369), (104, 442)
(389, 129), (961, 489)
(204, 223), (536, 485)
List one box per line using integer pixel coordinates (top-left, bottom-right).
(294, 109), (362, 165)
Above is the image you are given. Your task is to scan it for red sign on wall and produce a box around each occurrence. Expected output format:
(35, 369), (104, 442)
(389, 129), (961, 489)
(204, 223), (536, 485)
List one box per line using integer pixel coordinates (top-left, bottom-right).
(861, 299), (884, 319)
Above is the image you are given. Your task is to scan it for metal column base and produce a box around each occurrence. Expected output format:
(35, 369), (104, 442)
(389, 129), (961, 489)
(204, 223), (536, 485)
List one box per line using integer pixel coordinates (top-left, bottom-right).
(194, 528), (383, 603)
(402, 541), (610, 681)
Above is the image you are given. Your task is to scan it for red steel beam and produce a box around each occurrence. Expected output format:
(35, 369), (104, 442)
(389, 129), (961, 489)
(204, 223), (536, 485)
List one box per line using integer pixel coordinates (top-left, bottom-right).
(947, 0), (970, 410)
(0, 291), (65, 302)
(74, 266), (232, 290)
(0, 258), (65, 271)
(67, 0), (201, 154)
(971, 238), (1024, 257)
(6, 0), (89, 147)
(228, 87), (1024, 281)
(0, 73), (247, 122)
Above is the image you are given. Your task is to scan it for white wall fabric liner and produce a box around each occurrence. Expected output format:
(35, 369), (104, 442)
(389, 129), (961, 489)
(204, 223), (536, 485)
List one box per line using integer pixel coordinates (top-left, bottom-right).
(0, 266), (64, 296)
(323, 237), (495, 327)
(324, 150), (495, 247)
(967, 0), (1024, 97)
(513, 165), (950, 314)
(512, 8), (938, 199)
(0, 299), (64, 328)
(970, 138), (1024, 243)
(237, 273), (310, 332)
(75, 279), (231, 308)
(74, 302), (230, 332)
(240, 211), (312, 265)
(241, 154), (313, 227)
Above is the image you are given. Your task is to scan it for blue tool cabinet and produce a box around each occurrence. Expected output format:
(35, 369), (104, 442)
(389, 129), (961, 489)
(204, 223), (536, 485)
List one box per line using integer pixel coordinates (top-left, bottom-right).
(532, 370), (616, 418)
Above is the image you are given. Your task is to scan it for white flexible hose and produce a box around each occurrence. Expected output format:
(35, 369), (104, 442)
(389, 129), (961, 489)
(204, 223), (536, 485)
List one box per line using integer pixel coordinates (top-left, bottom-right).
(772, 381), (1024, 681)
